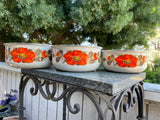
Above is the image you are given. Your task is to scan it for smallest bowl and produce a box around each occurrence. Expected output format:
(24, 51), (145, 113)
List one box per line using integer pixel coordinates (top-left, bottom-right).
(102, 50), (148, 73)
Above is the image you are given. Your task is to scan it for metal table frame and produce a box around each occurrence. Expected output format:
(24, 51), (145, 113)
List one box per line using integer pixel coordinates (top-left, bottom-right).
(19, 74), (145, 120)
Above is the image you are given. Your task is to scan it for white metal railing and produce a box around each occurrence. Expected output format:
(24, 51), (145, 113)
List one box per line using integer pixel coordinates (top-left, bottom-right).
(0, 62), (160, 120)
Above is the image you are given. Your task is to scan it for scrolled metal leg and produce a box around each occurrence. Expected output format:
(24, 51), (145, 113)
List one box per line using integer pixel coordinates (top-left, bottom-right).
(136, 82), (145, 120)
(63, 85), (67, 120)
(19, 75), (104, 120)
(65, 88), (104, 120)
(96, 82), (145, 120)
(19, 75), (30, 120)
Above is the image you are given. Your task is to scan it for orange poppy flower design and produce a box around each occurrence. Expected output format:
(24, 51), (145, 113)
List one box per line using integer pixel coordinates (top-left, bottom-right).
(115, 54), (138, 67)
(93, 53), (97, 60)
(41, 50), (47, 58)
(108, 56), (111, 60)
(142, 56), (145, 63)
(64, 50), (89, 65)
(56, 52), (59, 56)
(6, 49), (8, 54)
(11, 47), (36, 63)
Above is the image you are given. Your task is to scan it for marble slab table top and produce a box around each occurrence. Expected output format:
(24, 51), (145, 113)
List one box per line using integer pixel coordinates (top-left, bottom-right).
(22, 68), (146, 95)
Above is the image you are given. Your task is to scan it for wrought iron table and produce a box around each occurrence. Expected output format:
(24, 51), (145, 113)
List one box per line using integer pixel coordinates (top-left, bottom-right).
(19, 68), (146, 120)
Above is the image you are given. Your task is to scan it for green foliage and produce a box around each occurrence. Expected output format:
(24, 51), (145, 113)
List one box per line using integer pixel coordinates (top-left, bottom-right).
(0, 0), (63, 34)
(68, 0), (160, 48)
(145, 52), (160, 84)
(0, 0), (63, 43)
(0, 0), (160, 49)
(145, 66), (160, 84)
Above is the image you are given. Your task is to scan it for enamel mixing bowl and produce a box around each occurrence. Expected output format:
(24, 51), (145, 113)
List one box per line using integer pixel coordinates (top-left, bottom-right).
(52, 45), (102, 72)
(102, 50), (148, 73)
(5, 43), (52, 69)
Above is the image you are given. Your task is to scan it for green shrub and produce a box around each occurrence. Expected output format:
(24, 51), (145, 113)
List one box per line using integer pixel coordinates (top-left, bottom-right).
(145, 66), (160, 84)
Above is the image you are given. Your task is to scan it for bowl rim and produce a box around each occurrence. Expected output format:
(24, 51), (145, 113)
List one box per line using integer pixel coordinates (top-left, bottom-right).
(102, 49), (148, 53)
(52, 45), (102, 49)
(4, 42), (52, 47)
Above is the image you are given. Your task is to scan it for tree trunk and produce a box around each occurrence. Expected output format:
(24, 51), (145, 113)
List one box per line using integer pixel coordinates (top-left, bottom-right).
(0, 41), (5, 62)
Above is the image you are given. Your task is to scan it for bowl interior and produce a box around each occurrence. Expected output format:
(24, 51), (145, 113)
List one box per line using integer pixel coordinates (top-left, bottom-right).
(4, 43), (51, 47)
(52, 45), (102, 50)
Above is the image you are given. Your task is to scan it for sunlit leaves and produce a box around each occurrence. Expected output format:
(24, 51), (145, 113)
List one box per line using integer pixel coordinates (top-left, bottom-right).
(0, 0), (63, 35)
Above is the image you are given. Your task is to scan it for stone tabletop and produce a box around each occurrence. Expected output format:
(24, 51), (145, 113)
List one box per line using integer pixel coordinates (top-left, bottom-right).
(22, 68), (146, 95)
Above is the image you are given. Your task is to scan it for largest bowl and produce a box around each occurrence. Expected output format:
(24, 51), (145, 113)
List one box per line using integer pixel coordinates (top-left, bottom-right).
(52, 45), (102, 72)
(102, 50), (148, 73)
(5, 43), (52, 69)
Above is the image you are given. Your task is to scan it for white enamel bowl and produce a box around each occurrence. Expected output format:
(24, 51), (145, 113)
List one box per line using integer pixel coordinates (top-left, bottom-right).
(102, 50), (148, 73)
(5, 43), (52, 69)
(52, 45), (102, 72)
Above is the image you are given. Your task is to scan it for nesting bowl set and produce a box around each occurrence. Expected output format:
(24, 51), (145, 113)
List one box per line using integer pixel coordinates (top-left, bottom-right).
(4, 43), (148, 73)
